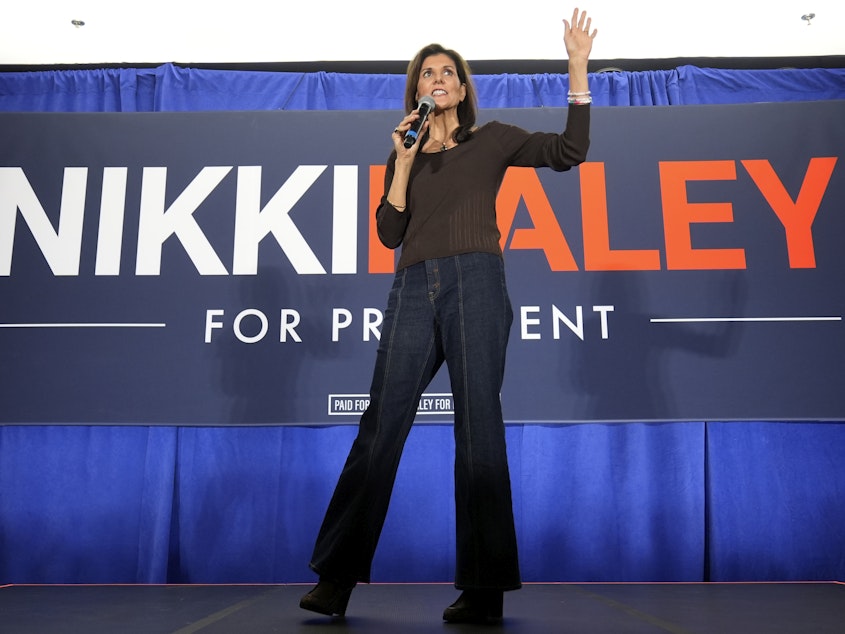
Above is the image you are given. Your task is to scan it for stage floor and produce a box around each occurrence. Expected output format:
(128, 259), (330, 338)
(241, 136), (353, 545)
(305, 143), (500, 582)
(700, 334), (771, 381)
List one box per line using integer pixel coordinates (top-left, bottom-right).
(1, 581), (843, 633)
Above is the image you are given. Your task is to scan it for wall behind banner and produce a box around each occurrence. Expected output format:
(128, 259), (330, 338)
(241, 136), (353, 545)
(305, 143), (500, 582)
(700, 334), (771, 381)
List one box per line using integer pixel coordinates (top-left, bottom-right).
(1, 66), (844, 585)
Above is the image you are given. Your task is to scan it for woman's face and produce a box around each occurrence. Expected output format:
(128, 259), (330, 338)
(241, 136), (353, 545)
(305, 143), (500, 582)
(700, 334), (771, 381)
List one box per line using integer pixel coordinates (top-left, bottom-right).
(416, 53), (466, 111)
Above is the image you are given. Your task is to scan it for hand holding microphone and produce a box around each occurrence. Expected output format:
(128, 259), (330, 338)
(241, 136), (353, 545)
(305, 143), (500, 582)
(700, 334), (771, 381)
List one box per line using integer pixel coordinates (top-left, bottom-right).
(400, 96), (436, 148)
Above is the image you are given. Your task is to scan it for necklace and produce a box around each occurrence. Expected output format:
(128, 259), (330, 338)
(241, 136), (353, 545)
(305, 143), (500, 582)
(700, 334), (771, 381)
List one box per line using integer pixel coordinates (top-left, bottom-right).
(429, 137), (452, 152)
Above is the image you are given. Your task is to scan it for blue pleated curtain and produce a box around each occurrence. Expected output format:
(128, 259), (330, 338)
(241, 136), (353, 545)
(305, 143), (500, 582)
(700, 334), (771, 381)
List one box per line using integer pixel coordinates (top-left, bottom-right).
(1, 63), (845, 585)
(3, 63), (844, 112)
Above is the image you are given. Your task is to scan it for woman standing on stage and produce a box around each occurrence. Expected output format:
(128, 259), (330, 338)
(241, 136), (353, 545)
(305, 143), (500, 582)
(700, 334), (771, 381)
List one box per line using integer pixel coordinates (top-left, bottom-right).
(301, 8), (597, 624)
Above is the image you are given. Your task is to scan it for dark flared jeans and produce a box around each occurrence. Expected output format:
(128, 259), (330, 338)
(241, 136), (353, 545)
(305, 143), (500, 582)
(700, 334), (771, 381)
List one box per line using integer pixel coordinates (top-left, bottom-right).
(309, 252), (521, 590)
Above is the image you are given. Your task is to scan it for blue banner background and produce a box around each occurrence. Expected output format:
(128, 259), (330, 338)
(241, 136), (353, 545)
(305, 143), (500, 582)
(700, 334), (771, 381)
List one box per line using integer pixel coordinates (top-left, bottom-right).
(1, 101), (843, 424)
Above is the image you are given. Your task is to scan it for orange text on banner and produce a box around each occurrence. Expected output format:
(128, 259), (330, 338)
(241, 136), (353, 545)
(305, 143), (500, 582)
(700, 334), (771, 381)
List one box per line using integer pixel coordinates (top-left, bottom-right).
(742, 157), (837, 269)
(364, 158), (838, 274)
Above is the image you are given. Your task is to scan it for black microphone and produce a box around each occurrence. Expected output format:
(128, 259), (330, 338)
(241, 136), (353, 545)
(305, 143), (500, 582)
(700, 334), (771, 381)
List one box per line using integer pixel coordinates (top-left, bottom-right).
(403, 96), (436, 148)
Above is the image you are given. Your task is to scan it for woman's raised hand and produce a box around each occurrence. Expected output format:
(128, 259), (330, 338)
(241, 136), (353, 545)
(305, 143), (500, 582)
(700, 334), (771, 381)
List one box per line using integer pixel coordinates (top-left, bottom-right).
(563, 7), (598, 62)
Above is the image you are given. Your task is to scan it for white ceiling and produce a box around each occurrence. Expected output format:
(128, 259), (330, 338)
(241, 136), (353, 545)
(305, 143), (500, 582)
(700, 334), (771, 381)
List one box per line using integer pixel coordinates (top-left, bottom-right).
(1, 0), (843, 66)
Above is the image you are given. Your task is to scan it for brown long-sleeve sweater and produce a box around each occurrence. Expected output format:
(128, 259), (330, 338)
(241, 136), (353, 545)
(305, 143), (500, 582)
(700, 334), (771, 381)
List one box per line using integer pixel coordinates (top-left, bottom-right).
(376, 104), (590, 271)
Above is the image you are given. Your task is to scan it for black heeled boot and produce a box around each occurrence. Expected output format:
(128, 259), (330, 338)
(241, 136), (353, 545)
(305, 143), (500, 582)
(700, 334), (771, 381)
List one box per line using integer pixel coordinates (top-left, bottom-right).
(299, 577), (357, 617)
(442, 589), (504, 624)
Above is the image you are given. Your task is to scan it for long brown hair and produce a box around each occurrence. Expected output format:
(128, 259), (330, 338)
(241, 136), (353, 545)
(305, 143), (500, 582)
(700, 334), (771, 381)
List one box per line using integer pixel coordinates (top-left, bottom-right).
(404, 43), (478, 144)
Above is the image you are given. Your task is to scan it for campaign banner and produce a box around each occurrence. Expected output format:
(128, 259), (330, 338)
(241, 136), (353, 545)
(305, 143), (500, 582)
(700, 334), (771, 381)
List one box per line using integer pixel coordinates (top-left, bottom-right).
(1, 101), (843, 424)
